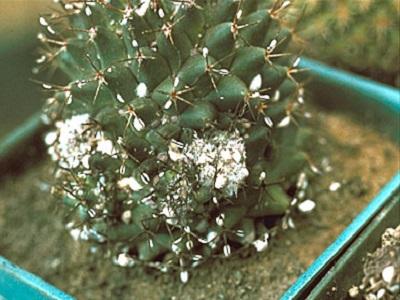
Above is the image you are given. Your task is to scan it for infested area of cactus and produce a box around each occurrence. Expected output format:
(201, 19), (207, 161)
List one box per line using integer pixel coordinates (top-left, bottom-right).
(38, 0), (314, 278)
(290, 0), (400, 86)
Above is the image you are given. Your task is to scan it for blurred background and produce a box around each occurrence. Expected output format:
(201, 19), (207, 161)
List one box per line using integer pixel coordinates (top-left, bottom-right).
(0, 0), (54, 138)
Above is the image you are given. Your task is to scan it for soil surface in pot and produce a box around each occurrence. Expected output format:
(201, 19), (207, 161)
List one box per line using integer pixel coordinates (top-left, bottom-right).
(0, 106), (399, 300)
(348, 225), (400, 299)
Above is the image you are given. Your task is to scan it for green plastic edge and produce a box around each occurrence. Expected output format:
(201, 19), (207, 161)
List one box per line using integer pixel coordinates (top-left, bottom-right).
(307, 193), (400, 299)
(0, 256), (74, 300)
(300, 57), (400, 143)
(281, 58), (400, 300)
(0, 112), (43, 160)
(300, 57), (400, 113)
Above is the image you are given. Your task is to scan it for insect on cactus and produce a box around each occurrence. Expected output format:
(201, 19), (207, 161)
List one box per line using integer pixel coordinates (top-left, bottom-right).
(38, 0), (314, 282)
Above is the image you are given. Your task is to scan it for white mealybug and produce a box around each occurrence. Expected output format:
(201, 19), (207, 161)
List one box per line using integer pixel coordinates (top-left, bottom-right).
(96, 139), (115, 155)
(298, 199), (316, 213)
(85, 6), (92, 16)
(132, 40), (139, 48)
(140, 172), (151, 184)
(281, 0), (291, 10)
(202, 47), (209, 57)
(293, 57), (301, 68)
(115, 253), (135, 267)
(180, 270), (189, 284)
(118, 177), (143, 191)
(39, 16), (48, 26)
(329, 182), (341, 192)
(121, 210), (132, 224)
(214, 174), (227, 190)
(267, 39), (277, 52)
(216, 213), (225, 226)
(116, 94), (125, 103)
(223, 244), (231, 257)
(249, 74), (262, 92)
(158, 8), (165, 18)
(42, 83), (52, 89)
(252, 232), (269, 252)
(174, 76), (180, 88)
(171, 243), (180, 254)
(164, 99), (173, 110)
(64, 3), (74, 10)
(69, 228), (82, 241)
(88, 209), (96, 218)
(273, 90), (280, 102)
(136, 82), (148, 98)
(381, 266), (395, 284)
(277, 115), (291, 128)
(36, 55), (47, 64)
(236, 9), (243, 19)
(186, 240), (194, 250)
(264, 116), (274, 128)
(44, 131), (57, 145)
(133, 116), (145, 131)
(135, 0), (150, 17)
(207, 231), (218, 243)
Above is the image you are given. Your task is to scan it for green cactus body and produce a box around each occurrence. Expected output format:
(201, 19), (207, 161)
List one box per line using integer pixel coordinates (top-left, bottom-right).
(39, 0), (311, 279)
(291, 0), (400, 86)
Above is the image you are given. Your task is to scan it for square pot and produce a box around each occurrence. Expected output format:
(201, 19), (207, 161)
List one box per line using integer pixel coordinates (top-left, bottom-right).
(281, 58), (399, 300)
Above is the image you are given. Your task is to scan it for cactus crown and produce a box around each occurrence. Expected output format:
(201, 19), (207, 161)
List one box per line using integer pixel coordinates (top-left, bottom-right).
(39, 0), (311, 278)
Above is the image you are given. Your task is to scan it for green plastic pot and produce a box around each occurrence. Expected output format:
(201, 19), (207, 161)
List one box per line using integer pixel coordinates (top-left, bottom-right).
(282, 58), (399, 300)
(306, 192), (399, 299)
(0, 58), (398, 300)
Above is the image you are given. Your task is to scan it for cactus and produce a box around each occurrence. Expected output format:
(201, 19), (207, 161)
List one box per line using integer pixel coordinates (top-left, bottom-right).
(291, 0), (400, 86)
(38, 0), (312, 279)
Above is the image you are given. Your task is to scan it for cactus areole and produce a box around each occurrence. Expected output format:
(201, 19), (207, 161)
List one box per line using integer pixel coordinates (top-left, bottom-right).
(39, 0), (312, 280)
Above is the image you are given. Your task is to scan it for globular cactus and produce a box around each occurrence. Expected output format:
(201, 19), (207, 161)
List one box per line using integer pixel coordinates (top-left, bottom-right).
(291, 0), (400, 86)
(38, 0), (312, 280)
